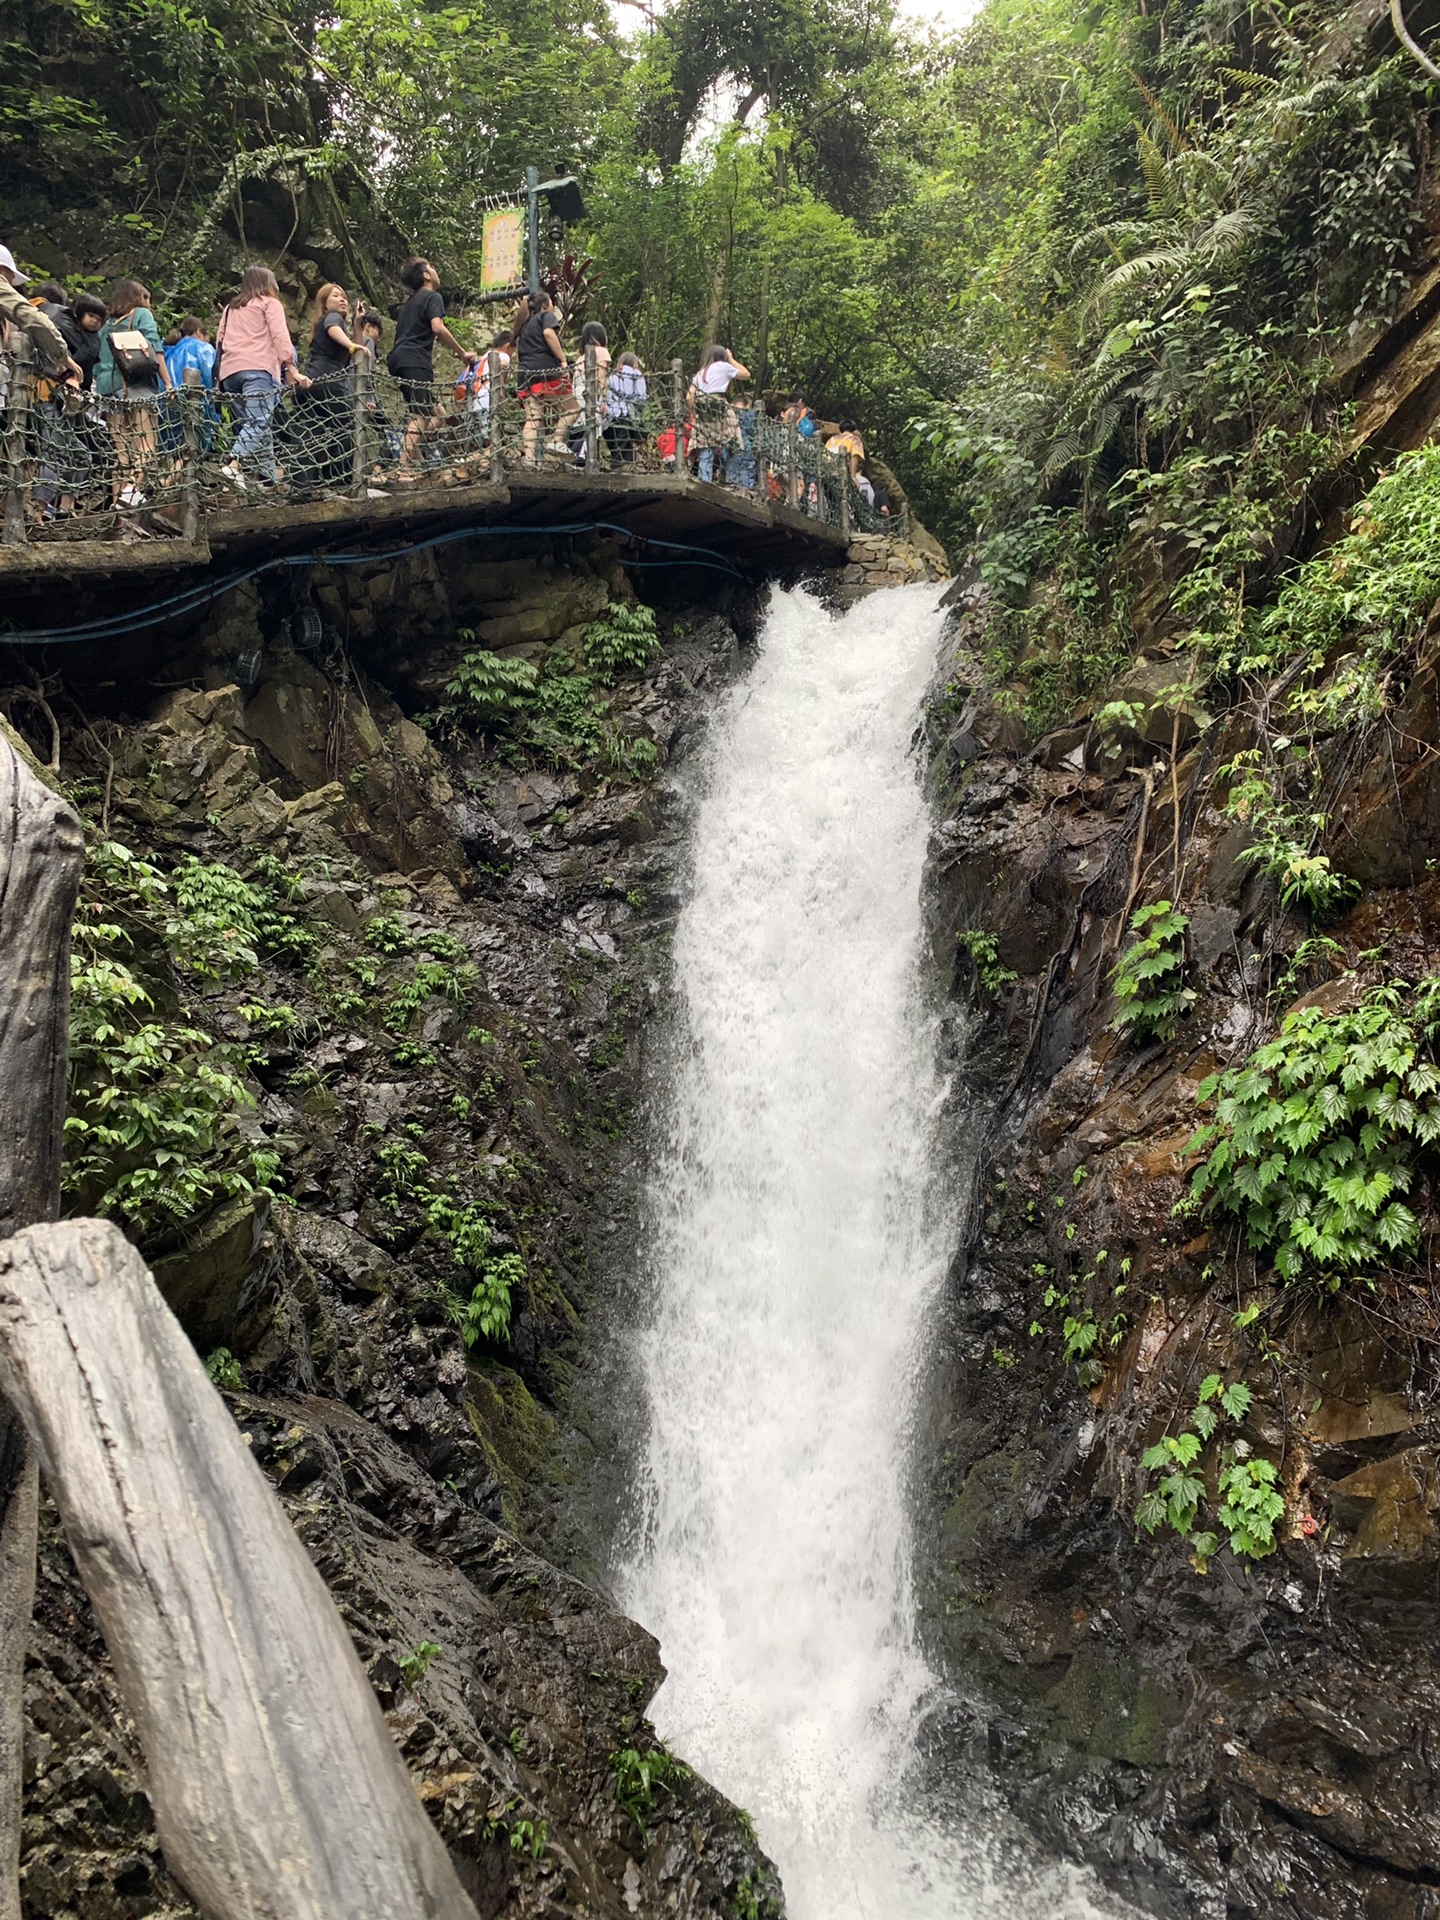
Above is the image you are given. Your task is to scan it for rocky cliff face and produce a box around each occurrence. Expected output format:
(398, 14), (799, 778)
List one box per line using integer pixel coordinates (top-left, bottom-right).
(917, 601), (1440, 1919)
(9, 535), (784, 1920)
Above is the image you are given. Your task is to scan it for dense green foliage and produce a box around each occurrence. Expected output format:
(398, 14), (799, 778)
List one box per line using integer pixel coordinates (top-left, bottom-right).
(65, 839), (284, 1244)
(435, 626), (660, 774)
(1187, 981), (1440, 1286)
(11, 0), (1427, 545)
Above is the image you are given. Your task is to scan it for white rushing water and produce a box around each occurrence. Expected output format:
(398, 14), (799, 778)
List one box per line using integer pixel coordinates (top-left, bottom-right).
(616, 585), (1117, 1919)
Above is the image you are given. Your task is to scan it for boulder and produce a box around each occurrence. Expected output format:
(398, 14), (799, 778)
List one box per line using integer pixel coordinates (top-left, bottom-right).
(150, 1194), (268, 1355)
(1330, 1446), (1440, 1612)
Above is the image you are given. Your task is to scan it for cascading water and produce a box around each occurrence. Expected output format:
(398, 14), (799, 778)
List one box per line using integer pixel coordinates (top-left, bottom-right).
(616, 584), (1120, 1919)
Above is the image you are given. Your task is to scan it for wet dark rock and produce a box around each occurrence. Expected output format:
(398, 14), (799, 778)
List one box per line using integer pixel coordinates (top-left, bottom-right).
(918, 639), (1440, 1919)
(18, 547), (777, 1917)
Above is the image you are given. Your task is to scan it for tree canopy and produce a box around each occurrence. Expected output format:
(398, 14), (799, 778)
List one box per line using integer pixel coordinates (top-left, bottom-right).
(0, 0), (1430, 536)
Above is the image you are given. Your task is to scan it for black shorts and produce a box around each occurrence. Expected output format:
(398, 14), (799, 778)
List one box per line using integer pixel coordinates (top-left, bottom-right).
(390, 368), (437, 417)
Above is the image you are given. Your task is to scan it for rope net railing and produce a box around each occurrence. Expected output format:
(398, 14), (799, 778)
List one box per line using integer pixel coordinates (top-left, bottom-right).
(0, 341), (903, 548)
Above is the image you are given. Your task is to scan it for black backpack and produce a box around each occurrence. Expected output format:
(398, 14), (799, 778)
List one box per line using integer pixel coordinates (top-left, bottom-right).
(109, 323), (160, 384)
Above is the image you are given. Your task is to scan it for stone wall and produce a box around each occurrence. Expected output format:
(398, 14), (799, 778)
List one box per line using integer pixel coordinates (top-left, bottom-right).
(837, 526), (949, 600)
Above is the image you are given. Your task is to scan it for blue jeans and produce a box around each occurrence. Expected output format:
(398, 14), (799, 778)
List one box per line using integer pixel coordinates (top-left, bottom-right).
(220, 370), (280, 480)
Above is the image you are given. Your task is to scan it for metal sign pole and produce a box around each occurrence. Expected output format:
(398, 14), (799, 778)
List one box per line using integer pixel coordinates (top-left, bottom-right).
(525, 166), (541, 299)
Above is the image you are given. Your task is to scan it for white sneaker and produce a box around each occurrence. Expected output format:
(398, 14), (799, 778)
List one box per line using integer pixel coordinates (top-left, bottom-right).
(219, 463), (248, 491)
(117, 484), (147, 508)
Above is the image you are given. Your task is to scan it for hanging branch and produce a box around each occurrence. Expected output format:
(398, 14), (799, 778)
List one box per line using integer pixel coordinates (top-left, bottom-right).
(1392, 0), (1440, 80)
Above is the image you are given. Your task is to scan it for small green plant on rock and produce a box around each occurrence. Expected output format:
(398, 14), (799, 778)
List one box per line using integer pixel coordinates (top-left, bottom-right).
(581, 601), (660, 680)
(1137, 1373), (1278, 1572)
(958, 928), (1017, 995)
(1185, 978), (1440, 1286)
(1272, 935), (1346, 1002)
(441, 645), (540, 730)
(1224, 752), (1358, 919)
(205, 1347), (243, 1390)
(383, 958), (479, 1032)
(168, 856), (265, 980)
(610, 1742), (690, 1841)
(397, 1640), (441, 1686)
(363, 910), (417, 956)
(1038, 1254), (1128, 1387)
(508, 1818), (547, 1859)
(1110, 901), (1195, 1044)
(732, 1873), (783, 1920)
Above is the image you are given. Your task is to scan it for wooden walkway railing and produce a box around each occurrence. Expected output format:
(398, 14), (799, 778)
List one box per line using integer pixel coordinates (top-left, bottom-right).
(2, 335), (902, 554)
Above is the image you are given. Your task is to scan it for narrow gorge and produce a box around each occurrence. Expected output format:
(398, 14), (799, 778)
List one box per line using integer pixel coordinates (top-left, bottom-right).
(6, 0), (1440, 1914)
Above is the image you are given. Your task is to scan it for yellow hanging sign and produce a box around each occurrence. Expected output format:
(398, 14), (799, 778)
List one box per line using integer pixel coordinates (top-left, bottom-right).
(480, 207), (525, 291)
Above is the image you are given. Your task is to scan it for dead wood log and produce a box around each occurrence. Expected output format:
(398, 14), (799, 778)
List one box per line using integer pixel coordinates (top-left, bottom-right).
(0, 1218), (478, 1920)
(0, 721), (83, 1920)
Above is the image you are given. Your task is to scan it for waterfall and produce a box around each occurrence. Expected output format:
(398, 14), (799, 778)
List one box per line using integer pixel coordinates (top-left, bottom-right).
(615, 586), (1118, 1918)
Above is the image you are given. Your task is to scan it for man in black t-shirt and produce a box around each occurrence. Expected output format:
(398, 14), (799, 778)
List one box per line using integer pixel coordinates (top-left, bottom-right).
(515, 291), (579, 467)
(385, 256), (476, 475)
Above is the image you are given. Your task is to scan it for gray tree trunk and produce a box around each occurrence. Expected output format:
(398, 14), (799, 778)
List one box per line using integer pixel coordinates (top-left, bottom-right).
(0, 722), (84, 1920)
(0, 1218), (479, 1920)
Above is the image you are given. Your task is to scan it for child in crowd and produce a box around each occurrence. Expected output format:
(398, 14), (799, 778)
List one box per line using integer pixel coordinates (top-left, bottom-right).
(358, 310), (403, 473)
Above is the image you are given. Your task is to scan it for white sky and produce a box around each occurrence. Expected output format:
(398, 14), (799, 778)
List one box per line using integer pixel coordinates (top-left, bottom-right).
(896, 0), (985, 32)
(609, 0), (986, 42)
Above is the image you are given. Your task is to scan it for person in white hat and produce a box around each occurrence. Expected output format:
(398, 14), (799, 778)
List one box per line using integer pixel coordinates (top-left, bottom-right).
(0, 245), (81, 378)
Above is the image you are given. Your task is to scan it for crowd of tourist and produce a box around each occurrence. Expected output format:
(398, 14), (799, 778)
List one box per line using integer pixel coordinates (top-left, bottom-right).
(0, 244), (892, 522)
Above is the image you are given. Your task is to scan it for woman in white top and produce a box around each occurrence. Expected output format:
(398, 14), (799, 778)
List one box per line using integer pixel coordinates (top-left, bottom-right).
(568, 320), (612, 461)
(687, 344), (749, 483)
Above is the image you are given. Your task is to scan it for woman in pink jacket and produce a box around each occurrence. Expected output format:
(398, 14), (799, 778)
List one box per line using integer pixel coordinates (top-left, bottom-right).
(214, 264), (310, 486)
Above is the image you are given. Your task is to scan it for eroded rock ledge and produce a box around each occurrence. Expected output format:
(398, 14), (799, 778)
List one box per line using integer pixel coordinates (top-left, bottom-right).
(10, 535), (782, 1919)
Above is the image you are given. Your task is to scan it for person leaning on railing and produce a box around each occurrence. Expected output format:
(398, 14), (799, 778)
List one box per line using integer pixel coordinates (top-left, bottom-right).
(0, 245), (81, 379)
(357, 311), (403, 473)
(0, 247), (84, 518)
(289, 283), (364, 495)
(604, 352), (647, 466)
(214, 264), (311, 490)
(568, 321), (611, 462)
(687, 345), (749, 485)
(515, 288), (580, 467)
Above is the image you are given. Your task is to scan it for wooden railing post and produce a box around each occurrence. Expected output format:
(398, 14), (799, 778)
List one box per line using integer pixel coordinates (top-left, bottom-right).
(583, 343), (599, 469)
(352, 349), (372, 497)
(787, 418), (799, 511)
(3, 335), (32, 547)
(670, 359), (684, 471)
(487, 349), (505, 485)
(839, 453), (851, 535)
(180, 369), (202, 542)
